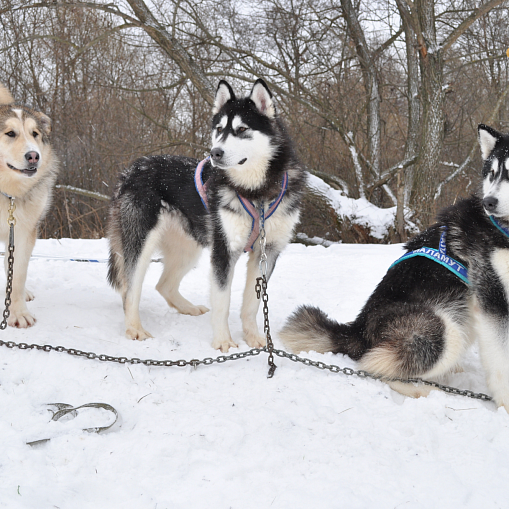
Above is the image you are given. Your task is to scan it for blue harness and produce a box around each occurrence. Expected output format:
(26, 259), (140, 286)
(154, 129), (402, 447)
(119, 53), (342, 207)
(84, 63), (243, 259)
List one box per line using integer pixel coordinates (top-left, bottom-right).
(489, 215), (509, 238)
(389, 227), (469, 285)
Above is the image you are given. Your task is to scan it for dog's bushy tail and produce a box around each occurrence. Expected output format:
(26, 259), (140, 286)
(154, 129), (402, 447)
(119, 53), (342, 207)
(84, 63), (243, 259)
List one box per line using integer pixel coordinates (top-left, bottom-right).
(107, 199), (125, 292)
(279, 305), (366, 360)
(0, 84), (14, 106)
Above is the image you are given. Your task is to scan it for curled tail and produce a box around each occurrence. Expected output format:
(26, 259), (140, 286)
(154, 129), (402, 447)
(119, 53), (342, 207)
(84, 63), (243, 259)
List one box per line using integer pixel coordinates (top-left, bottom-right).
(279, 305), (366, 360)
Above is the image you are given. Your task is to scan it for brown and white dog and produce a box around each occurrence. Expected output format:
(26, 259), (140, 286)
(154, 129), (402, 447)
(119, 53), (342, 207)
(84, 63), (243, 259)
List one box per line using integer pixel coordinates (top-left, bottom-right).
(0, 84), (59, 327)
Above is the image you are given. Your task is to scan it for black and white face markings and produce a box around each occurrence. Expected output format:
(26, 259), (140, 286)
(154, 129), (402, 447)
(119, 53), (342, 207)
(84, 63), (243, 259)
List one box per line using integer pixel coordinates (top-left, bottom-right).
(210, 114), (254, 167)
(479, 124), (509, 218)
(209, 80), (276, 190)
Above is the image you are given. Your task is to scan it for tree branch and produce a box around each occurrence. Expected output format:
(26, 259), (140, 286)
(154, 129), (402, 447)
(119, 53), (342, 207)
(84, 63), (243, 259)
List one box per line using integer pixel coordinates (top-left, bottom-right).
(366, 155), (419, 191)
(441, 0), (507, 53)
(55, 185), (109, 202)
(373, 26), (404, 61)
(434, 77), (509, 199)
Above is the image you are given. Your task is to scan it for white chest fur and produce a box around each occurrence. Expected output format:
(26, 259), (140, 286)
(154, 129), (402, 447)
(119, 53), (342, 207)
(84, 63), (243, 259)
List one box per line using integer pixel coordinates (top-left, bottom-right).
(491, 248), (509, 295)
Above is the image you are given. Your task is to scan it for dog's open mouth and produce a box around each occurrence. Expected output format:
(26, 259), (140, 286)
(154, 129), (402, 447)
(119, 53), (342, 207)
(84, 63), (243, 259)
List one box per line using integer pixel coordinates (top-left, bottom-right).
(7, 163), (37, 177)
(211, 158), (247, 169)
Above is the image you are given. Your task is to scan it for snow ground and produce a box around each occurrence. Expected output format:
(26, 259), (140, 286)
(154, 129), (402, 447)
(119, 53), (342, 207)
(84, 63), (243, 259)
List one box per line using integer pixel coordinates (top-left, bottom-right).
(1, 239), (508, 509)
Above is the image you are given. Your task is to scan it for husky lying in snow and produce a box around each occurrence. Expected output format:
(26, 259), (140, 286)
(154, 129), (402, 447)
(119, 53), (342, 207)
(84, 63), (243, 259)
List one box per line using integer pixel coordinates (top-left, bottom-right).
(108, 79), (306, 352)
(0, 84), (59, 328)
(281, 124), (509, 411)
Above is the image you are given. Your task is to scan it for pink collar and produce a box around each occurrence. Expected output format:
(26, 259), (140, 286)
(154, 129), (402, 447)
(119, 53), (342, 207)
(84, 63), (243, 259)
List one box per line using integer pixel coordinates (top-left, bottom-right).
(194, 157), (211, 210)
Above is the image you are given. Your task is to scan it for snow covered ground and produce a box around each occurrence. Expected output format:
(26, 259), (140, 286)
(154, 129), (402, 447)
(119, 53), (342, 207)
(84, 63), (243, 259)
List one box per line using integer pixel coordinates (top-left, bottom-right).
(1, 239), (508, 508)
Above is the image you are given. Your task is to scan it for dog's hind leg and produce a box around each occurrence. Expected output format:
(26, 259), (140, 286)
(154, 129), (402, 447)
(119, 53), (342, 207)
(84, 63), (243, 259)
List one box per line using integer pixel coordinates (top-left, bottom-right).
(359, 305), (471, 399)
(123, 229), (160, 341)
(241, 247), (279, 348)
(7, 227), (36, 328)
(156, 225), (209, 316)
(387, 381), (438, 398)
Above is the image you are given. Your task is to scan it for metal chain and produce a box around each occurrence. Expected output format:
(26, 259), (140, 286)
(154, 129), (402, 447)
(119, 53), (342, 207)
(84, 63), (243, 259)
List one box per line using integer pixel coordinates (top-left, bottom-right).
(270, 348), (493, 401)
(0, 338), (492, 401)
(0, 198), (15, 330)
(0, 338), (264, 367)
(0, 195), (492, 401)
(255, 202), (277, 378)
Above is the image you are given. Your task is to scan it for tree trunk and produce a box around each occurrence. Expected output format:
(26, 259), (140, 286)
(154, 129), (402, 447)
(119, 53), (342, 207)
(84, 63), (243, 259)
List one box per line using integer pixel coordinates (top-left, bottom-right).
(411, 52), (444, 225)
(408, 0), (444, 226)
(395, 0), (421, 237)
(396, 167), (406, 241)
(341, 0), (381, 182)
(400, 4), (420, 206)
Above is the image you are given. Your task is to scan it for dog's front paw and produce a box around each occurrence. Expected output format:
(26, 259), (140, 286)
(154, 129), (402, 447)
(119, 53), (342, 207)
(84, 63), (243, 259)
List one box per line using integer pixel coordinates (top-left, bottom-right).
(25, 289), (35, 302)
(212, 336), (239, 353)
(244, 330), (266, 348)
(182, 304), (209, 316)
(8, 308), (36, 328)
(494, 395), (509, 414)
(126, 326), (153, 341)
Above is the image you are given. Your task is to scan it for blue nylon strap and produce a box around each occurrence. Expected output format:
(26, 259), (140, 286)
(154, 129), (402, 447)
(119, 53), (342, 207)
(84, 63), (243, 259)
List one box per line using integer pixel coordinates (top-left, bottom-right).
(266, 172), (288, 220)
(389, 228), (469, 285)
(490, 215), (509, 239)
(438, 227), (447, 255)
(236, 172), (289, 251)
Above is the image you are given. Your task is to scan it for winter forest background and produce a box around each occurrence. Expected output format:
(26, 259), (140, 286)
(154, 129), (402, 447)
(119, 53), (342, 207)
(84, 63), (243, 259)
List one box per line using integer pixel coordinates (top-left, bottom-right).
(1, 0), (509, 242)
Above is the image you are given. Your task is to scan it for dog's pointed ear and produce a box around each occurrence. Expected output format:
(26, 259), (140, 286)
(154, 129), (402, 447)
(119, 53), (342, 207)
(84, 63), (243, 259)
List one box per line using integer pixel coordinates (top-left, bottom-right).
(249, 79), (276, 119)
(213, 80), (235, 115)
(0, 84), (14, 106)
(478, 124), (501, 160)
(35, 111), (52, 136)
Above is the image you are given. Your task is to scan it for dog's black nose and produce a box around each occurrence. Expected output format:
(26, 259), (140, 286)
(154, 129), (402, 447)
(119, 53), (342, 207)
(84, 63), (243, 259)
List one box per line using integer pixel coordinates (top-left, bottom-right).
(210, 147), (224, 162)
(483, 196), (498, 212)
(25, 151), (39, 165)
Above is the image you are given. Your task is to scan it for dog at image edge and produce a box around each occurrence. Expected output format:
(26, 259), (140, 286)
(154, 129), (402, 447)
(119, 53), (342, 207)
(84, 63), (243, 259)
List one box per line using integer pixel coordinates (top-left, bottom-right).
(108, 79), (306, 352)
(281, 124), (509, 412)
(0, 84), (59, 327)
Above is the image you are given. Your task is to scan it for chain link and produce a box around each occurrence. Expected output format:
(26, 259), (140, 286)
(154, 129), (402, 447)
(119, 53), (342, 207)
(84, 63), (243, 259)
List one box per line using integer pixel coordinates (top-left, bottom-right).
(0, 198), (15, 330)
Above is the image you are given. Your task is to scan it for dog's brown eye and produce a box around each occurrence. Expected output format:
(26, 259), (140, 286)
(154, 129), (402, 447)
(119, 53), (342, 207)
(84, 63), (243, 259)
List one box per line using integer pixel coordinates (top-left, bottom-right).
(5, 131), (15, 138)
(33, 131), (39, 138)
(217, 126), (223, 133)
(238, 127), (247, 133)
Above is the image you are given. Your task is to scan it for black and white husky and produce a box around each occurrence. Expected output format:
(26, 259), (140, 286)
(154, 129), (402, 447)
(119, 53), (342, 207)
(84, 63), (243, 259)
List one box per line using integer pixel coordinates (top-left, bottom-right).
(281, 124), (509, 411)
(108, 79), (305, 352)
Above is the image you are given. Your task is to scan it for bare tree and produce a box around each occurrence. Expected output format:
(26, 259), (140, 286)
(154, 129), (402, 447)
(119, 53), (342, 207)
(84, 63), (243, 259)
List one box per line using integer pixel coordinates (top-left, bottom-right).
(2, 0), (509, 240)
